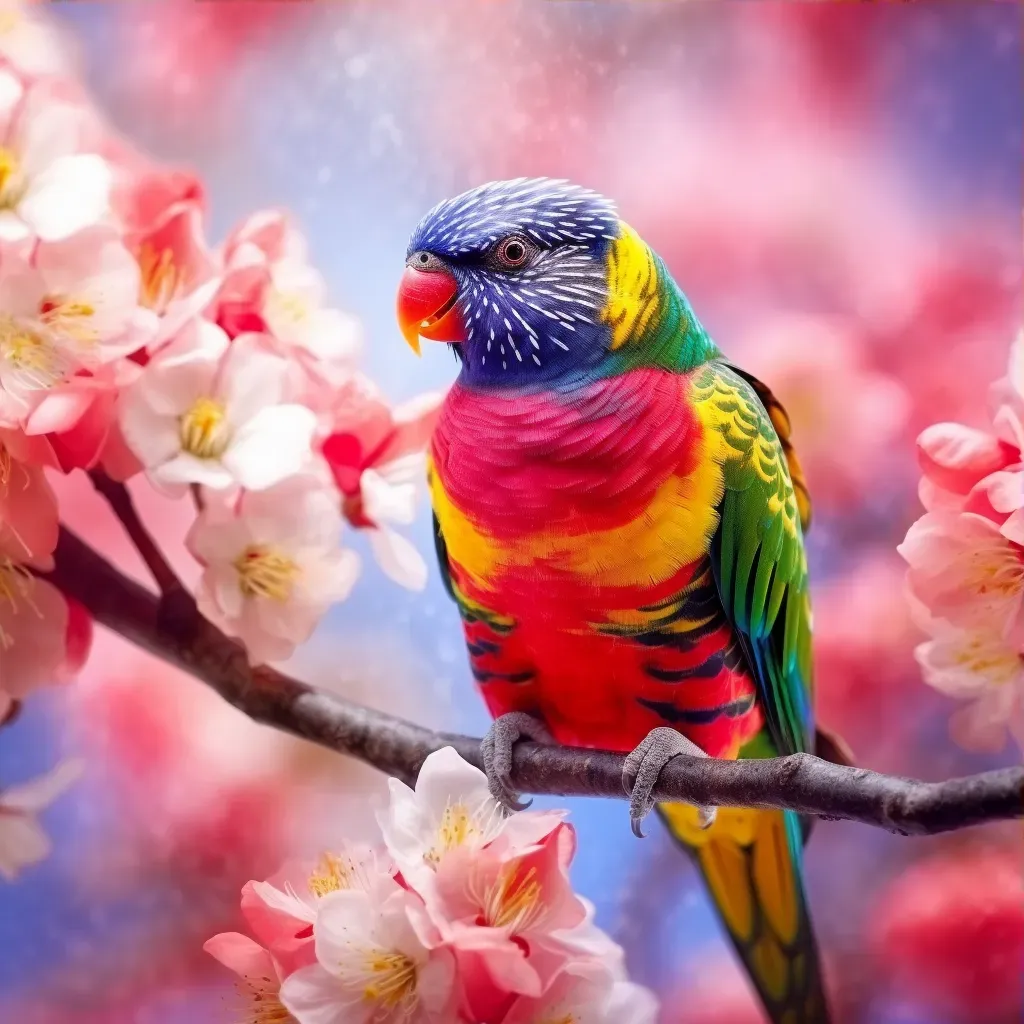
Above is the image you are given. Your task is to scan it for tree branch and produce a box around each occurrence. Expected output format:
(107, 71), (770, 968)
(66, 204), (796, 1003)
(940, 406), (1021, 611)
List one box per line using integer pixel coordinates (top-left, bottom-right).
(46, 526), (1024, 836)
(88, 472), (185, 598)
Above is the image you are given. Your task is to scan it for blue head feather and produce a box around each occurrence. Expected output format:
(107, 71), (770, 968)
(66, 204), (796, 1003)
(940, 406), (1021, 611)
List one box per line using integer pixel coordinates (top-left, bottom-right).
(406, 178), (620, 390)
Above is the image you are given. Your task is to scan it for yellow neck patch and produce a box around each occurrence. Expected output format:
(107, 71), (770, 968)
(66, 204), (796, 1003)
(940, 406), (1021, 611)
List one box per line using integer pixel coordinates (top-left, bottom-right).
(601, 221), (661, 350)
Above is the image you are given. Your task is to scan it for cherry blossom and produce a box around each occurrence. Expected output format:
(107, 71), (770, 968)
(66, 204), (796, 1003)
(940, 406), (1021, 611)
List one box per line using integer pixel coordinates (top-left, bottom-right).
(0, 452), (90, 700)
(501, 962), (659, 1024)
(898, 511), (1024, 644)
(0, 229), (154, 424)
(203, 931), (293, 1024)
(902, 336), (1024, 752)
(378, 746), (563, 897)
(433, 822), (588, 1017)
(914, 622), (1024, 752)
(916, 421), (1017, 513)
(131, 190), (219, 348)
(120, 323), (317, 493)
(0, 427), (57, 566)
(240, 844), (394, 972)
(0, 759), (82, 881)
(279, 884), (458, 1024)
(208, 751), (656, 1024)
(0, 71), (111, 243)
(187, 473), (359, 665)
(214, 209), (361, 383)
(322, 378), (444, 591)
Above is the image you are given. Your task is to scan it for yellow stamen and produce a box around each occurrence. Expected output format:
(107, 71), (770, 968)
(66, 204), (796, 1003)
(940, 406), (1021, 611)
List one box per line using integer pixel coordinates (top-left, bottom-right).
(483, 864), (543, 934)
(138, 244), (182, 313)
(950, 633), (1023, 687)
(234, 545), (299, 602)
(0, 315), (67, 390)
(358, 951), (417, 1009)
(266, 289), (309, 327)
(307, 852), (355, 897)
(0, 146), (24, 208)
(40, 295), (98, 348)
(424, 800), (498, 866)
(178, 397), (228, 459)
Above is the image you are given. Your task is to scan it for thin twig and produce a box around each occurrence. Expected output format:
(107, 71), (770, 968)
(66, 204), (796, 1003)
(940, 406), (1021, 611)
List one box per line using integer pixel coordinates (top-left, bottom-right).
(88, 472), (184, 597)
(45, 526), (1024, 836)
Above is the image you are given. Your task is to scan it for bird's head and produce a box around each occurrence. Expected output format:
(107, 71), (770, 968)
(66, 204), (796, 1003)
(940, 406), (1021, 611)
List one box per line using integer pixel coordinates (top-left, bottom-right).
(397, 177), (715, 389)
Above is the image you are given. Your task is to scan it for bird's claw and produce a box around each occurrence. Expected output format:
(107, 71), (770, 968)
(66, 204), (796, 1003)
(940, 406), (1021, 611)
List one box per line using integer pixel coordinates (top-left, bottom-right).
(480, 712), (553, 812)
(622, 726), (717, 838)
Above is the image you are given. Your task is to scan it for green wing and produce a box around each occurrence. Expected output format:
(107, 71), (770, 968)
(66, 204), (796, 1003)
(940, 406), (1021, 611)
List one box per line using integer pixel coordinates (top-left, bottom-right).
(696, 360), (814, 757)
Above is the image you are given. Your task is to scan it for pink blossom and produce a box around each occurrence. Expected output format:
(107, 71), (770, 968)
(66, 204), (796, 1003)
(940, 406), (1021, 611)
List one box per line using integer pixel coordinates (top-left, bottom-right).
(0, 433), (94, 699)
(214, 209), (360, 385)
(0, 70), (110, 243)
(215, 209), (293, 333)
(916, 421), (1017, 512)
(118, 166), (220, 349)
(321, 377), (444, 590)
(206, 750), (654, 1024)
(120, 323), (317, 493)
(915, 623), (1024, 753)
(432, 822), (588, 1018)
(0, 230), (154, 425)
(187, 473), (359, 666)
(0, 758), (82, 881)
(279, 884), (458, 1024)
(378, 746), (563, 899)
(0, 516), (91, 700)
(240, 844), (394, 973)
(902, 336), (1024, 753)
(19, 359), (142, 476)
(501, 963), (658, 1024)
(0, 428), (57, 567)
(898, 511), (1024, 644)
(204, 931), (292, 1024)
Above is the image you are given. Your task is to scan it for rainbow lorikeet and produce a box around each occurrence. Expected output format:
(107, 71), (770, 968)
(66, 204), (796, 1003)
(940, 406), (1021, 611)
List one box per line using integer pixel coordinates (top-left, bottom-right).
(396, 178), (830, 1024)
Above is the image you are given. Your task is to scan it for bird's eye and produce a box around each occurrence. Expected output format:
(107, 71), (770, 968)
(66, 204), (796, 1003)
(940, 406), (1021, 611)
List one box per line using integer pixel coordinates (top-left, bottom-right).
(493, 235), (533, 270)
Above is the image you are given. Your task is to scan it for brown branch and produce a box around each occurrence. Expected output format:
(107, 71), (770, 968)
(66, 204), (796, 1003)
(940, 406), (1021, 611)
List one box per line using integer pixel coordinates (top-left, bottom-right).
(88, 472), (185, 598)
(46, 526), (1024, 835)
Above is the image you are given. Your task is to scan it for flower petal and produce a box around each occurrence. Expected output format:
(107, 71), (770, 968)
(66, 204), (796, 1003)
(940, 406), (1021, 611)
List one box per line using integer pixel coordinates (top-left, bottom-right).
(222, 404), (316, 491)
(203, 932), (278, 984)
(20, 154), (111, 242)
(368, 527), (428, 591)
(280, 964), (355, 1024)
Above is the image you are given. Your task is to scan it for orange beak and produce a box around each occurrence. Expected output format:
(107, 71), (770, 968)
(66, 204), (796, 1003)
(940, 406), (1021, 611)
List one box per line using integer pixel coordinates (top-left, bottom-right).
(396, 266), (464, 355)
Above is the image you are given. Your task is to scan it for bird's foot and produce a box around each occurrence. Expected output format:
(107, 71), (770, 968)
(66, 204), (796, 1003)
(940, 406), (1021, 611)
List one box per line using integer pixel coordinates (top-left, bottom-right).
(480, 712), (553, 812)
(622, 726), (717, 838)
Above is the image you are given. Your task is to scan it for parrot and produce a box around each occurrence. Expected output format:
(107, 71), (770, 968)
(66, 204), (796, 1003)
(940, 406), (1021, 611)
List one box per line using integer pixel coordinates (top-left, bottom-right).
(396, 177), (830, 1024)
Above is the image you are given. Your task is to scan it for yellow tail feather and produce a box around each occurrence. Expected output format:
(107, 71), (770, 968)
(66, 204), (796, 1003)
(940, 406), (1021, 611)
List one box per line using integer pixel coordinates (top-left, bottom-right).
(658, 803), (830, 1024)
